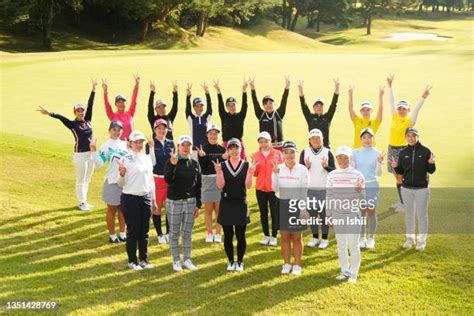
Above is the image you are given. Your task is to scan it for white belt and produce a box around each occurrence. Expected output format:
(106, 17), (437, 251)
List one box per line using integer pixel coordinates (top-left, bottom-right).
(153, 175), (165, 178)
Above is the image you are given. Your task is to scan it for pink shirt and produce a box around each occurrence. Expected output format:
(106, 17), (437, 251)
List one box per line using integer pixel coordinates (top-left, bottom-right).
(104, 85), (139, 140)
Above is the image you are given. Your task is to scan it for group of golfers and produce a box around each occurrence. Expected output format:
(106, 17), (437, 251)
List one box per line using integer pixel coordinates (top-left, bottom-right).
(37, 73), (436, 284)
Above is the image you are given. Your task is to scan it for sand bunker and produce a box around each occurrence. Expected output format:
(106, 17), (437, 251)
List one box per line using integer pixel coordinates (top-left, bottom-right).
(381, 32), (452, 42)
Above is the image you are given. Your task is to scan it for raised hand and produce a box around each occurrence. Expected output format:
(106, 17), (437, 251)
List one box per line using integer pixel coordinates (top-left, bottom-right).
(101, 78), (108, 92)
(147, 135), (154, 148)
(170, 148), (178, 165)
(386, 73), (395, 87)
(377, 150), (386, 164)
(248, 158), (258, 174)
(304, 156), (312, 169)
(150, 80), (156, 92)
(320, 156), (329, 168)
(428, 152), (435, 164)
(201, 81), (209, 94)
(213, 79), (220, 93)
(186, 83), (192, 96)
(197, 145), (206, 157)
(89, 138), (97, 152)
(298, 80), (304, 96)
(172, 80), (178, 92)
(333, 77), (340, 94)
(284, 75), (291, 89)
(37, 105), (50, 115)
(92, 79), (98, 92)
(271, 155), (280, 173)
(242, 78), (249, 92)
(248, 77), (255, 90)
(133, 73), (140, 86)
(212, 160), (222, 173)
(422, 85), (432, 99)
(379, 85), (385, 97)
(348, 85), (354, 96)
(118, 159), (126, 177)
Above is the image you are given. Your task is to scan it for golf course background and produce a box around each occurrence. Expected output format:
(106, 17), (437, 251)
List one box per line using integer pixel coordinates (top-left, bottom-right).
(1, 16), (473, 314)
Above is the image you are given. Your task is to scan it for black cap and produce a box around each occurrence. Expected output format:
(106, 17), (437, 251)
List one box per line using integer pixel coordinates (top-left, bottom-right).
(109, 120), (124, 130)
(262, 95), (274, 103)
(193, 97), (204, 106)
(282, 141), (297, 151)
(405, 127), (419, 136)
(227, 138), (241, 148)
(115, 95), (127, 103)
(360, 128), (375, 138)
(226, 97), (237, 104)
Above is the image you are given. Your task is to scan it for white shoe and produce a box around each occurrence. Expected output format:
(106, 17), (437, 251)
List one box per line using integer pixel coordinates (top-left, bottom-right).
(128, 262), (143, 271)
(281, 263), (292, 274)
(395, 204), (406, 213)
(348, 275), (358, 284)
(205, 233), (214, 243)
(366, 237), (375, 249)
(226, 262), (236, 271)
(416, 241), (426, 251)
(307, 238), (319, 248)
(403, 238), (415, 249)
(157, 235), (166, 244)
(291, 265), (302, 275)
(214, 234), (222, 243)
(260, 236), (271, 245)
(335, 271), (350, 281)
(78, 202), (90, 211)
(183, 259), (198, 271)
(139, 261), (154, 269)
(359, 237), (367, 248)
(164, 234), (170, 243)
(269, 237), (278, 246)
(318, 239), (329, 249)
(235, 262), (244, 272)
(86, 202), (94, 209)
(390, 202), (401, 210)
(172, 261), (183, 272)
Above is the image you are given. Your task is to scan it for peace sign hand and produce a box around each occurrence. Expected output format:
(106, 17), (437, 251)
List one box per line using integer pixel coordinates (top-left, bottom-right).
(37, 105), (50, 115)
(92, 79), (98, 91)
(379, 85), (385, 96)
(118, 159), (127, 177)
(298, 80), (304, 96)
(386, 73), (395, 87)
(304, 156), (312, 169)
(284, 75), (291, 89)
(101, 78), (108, 92)
(213, 79), (220, 93)
(428, 152), (435, 164)
(186, 83), (192, 96)
(422, 85), (432, 99)
(197, 145), (206, 157)
(212, 160), (222, 173)
(320, 156), (329, 168)
(170, 148), (178, 165)
(271, 155), (280, 173)
(172, 80), (178, 92)
(150, 80), (156, 92)
(333, 77), (340, 94)
(242, 78), (248, 92)
(377, 150), (386, 164)
(201, 81), (209, 93)
(348, 85), (354, 96)
(248, 77), (255, 90)
(133, 73), (140, 86)
(147, 135), (154, 148)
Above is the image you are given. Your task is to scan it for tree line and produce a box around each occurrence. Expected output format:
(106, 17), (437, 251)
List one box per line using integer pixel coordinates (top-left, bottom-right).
(2, 0), (472, 49)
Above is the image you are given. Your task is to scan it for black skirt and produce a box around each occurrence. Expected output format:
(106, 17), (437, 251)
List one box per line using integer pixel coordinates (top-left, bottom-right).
(217, 195), (250, 226)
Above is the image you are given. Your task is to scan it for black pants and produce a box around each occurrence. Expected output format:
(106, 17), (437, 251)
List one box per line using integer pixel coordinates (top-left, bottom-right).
(256, 190), (278, 237)
(308, 189), (328, 239)
(121, 193), (152, 264)
(152, 214), (169, 236)
(222, 225), (247, 263)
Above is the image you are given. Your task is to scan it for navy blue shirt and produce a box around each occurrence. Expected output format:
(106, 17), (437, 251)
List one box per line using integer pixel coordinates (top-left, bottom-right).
(151, 138), (175, 176)
(186, 93), (212, 149)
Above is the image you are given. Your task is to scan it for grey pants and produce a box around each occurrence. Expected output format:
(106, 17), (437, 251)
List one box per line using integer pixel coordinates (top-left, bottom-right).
(166, 198), (196, 262)
(401, 187), (430, 243)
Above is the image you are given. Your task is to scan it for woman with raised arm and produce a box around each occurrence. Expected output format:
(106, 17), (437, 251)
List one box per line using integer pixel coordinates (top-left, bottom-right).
(147, 80), (178, 140)
(37, 80), (97, 211)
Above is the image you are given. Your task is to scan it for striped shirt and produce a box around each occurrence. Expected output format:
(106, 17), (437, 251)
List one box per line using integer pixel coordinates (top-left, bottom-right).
(272, 163), (309, 200)
(326, 167), (365, 216)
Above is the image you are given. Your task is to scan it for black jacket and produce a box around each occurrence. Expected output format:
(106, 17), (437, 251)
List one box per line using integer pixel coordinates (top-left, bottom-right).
(395, 142), (436, 188)
(218, 92), (247, 141)
(164, 158), (202, 208)
(147, 91), (178, 140)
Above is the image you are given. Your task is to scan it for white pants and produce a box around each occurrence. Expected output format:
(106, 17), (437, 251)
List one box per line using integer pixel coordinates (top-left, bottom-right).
(333, 213), (362, 277)
(73, 152), (95, 204)
(401, 187), (430, 243)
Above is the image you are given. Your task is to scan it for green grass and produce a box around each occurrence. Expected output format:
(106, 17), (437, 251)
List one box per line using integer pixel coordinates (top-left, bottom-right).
(0, 16), (473, 314)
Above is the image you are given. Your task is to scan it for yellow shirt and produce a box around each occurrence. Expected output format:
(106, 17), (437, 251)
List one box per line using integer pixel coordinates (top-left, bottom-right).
(352, 116), (381, 148)
(389, 113), (412, 147)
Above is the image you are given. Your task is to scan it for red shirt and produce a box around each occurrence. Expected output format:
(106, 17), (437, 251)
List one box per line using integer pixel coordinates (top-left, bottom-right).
(252, 149), (283, 192)
(104, 85), (139, 140)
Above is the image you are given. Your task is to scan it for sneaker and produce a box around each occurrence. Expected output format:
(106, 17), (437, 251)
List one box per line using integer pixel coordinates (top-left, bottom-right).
(109, 237), (120, 244)
(235, 262), (244, 272)
(348, 275), (358, 284)
(291, 265), (302, 275)
(318, 239), (329, 249)
(139, 261), (154, 269)
(164, 234), (170, 243)
(403, 238), (416, 249)
(118, 235), (127, 242)
(269, 237), (278, 246)
(307, 238), (319, 248)
(128, 262), (143, 271)
(205, 233), (214, 243)
(359, 237), (367, 248)
(78, 202), (90, 211)
(335, 271), (351, 281)
(214, 234), (222, 243)
(281, 263), (292, 274)
(227, 262), (236, 271)
(416, 241), (426, 251)
(86, 202), (94, 209)
(172, 261), (183, 272)
(389, 202), (401, 210)
(366, 237), (375, 249)
(260, 236), (271, 245)
(183, 259), (198, 271)
(395, 204), (406, 213)
(158, 235), (166, 244)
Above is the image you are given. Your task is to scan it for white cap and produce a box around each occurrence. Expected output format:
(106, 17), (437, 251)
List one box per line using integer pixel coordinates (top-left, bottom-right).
(335, 145), (352, 157)
(257, 131), (271, 141)
(178, 135), (193, 145)
(129, 131), (146, 142)
(397, 100), (410, 109)
(313, 98), (325, 105)
(73, 103), (86, 111)
(360, 101), (373, 110)
(206, 123), (220, 133)
(308, 128), (323, 139)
